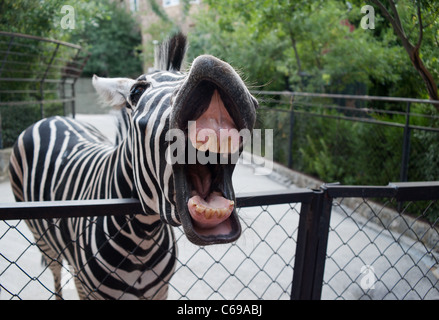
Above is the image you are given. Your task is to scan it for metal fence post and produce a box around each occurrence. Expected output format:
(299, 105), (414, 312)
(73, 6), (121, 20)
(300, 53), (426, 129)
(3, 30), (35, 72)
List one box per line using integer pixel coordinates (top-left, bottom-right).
(287, 93), (295, 168)
(400, 102), (411, 182)
(291, 188), (333, 300)
(40, 43), (61, 119)
(0, 112), (3, 149)
(0, 36), (14, 150)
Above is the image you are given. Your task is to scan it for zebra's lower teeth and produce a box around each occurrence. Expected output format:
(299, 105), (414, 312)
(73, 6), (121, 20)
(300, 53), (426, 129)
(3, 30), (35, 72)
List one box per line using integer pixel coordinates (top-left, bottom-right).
(187, 193), (234, 230)
(186, 163), (234, 229)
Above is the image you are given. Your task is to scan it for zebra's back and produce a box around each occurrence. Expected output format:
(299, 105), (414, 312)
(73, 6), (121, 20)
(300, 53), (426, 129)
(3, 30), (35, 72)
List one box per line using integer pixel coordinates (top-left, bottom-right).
(10, 116), (115, 203)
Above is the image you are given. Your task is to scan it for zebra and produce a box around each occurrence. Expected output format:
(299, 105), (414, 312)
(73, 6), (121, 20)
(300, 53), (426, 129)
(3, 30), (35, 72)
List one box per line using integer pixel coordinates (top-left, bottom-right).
(8, 33), (258, 299)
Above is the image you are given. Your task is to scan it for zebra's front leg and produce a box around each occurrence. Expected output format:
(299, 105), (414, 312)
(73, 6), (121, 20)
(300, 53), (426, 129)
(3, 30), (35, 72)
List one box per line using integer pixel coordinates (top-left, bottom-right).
(44, 258), (63, 300)
(26, 222), (65, 300)
(73, 272), (87, 300)
(149, 281), (170, 300)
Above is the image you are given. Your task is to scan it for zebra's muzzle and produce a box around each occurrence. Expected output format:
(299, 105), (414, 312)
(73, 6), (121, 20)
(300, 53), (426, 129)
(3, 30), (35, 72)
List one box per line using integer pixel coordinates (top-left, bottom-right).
(172, 101), (242, 245)
(170, 55), (257, 245)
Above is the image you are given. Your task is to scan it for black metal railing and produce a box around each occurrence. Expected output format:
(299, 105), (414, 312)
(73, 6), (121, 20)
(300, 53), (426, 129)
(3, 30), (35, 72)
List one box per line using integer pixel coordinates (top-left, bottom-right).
(0, 181), (438, 300)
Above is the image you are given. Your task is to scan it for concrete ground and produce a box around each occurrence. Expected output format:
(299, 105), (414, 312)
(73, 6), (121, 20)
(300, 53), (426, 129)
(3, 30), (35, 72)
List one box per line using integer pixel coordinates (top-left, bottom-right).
(0, 114), (438, 300)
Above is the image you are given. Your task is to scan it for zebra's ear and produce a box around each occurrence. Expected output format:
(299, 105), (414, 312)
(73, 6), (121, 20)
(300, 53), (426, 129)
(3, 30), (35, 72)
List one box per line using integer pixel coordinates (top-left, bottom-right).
(92, 75), (135, 109)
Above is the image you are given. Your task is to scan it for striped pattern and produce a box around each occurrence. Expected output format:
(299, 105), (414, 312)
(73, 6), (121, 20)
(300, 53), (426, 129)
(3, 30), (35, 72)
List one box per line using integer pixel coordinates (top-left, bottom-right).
(9, 70), (185, 299)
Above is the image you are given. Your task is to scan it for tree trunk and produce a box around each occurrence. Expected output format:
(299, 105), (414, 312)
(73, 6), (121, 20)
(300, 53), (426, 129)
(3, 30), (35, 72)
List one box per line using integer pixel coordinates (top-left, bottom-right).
(289, 33), (304, 90)
(371, 0), (439, 103)
(408, 47), (439, 101)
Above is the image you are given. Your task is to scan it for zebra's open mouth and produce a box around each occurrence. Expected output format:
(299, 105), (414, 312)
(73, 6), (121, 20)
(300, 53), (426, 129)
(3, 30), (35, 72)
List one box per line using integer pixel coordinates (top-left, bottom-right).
(187, 165), (234, 229)
(172, 86), (242, 245)
(185, 161), (238, 239)
(173, 158), (240, 245)
(171, 54), (257, 245)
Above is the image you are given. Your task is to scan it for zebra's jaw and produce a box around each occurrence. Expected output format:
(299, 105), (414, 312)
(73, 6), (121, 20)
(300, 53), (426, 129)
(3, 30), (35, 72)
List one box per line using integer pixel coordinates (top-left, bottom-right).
(173, 129), (241, 245)
(173, 162), (241, 246)
(172, 93), (242, 245)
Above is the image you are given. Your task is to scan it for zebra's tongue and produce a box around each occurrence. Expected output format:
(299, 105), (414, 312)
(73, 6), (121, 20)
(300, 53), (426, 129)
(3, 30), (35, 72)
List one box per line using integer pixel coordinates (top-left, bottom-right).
(187, 193), (234, 230)
(187, 165), (211, 199)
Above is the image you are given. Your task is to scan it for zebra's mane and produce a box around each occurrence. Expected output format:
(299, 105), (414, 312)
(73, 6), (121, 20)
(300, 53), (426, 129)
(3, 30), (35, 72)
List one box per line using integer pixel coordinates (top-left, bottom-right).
(154, 32), (187, 72)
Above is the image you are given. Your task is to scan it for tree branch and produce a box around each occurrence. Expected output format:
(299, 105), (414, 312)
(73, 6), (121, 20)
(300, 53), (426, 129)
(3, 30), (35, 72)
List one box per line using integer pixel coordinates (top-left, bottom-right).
(370, 0), (414, 51)
(147, 0), (171, 23)
(388, 0), (406, 38)
(371, 0), (438, 100)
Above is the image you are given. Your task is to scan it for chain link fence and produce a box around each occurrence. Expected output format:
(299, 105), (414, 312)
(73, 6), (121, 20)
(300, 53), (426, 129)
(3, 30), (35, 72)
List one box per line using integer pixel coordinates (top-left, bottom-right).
(0, 193), (302, 300)
(325, 197), (439, 299)
(321, 183), (439, 300)
(0, 182), (438, 300)
(168, 202), (299, 300)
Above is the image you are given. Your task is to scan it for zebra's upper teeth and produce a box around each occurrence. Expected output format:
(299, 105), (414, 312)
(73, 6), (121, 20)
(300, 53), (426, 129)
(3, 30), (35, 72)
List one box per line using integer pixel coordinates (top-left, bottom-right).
(188, 89), (240, 154)
(194, 131), (218, 153)
(190, 126), (240, 154)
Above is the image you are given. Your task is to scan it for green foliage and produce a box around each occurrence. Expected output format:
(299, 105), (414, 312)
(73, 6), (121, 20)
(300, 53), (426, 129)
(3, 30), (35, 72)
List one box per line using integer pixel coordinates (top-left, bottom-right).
(1, 105), (40, 148)
(189, 0), (439, 198)
(0, 0), (142, 77)
(70, 1), (143, 77)
(0, 0), (66, 38)
(189, 0), (438, 99)
(0, 0), (142, 147)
